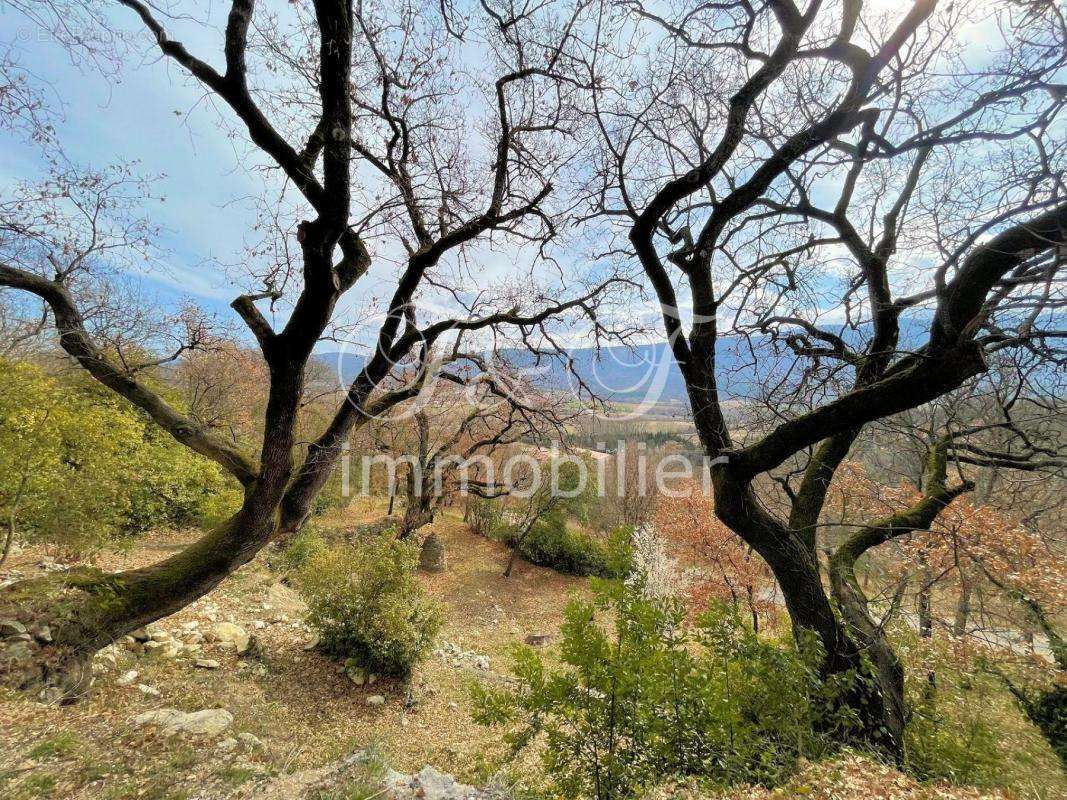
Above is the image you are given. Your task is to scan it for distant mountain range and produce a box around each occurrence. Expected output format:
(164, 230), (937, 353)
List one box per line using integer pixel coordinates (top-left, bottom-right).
(318, 340), (751, 404)
(316, 317), (933, 405)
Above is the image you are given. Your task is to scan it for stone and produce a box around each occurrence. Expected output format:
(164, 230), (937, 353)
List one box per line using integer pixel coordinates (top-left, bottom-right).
(413, 765), (473, 800)
(365, 694), (386, 707)
(347, 669), (369, 691)
(0, 619), (27, 638)
(265, 582), (306, 616)
(116, 670), (139, 686)
(209, 622), (251, 655)
(524, 634), (552, 647)
(134, 708), (234, 738)
(137, 684), (161, 698)
(253, 750), (497, 800)
(1, 641), (38, 684)
(143, 641), (166, 655)
(216, 737), (239, 754)
(29, 624), (52, 643)
(195, 659), (220, 670)
(237, 732), (264, 750)
(418, 533), (446, 573)
(38, 686), (65, 705)
(129, 627), (151, 643)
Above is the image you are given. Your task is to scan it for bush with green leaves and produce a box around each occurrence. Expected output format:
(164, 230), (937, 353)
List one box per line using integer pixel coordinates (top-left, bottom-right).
(507, 521), (632, 579)
(467, 497), (504, 538)
(297, 536), (442, 679)
(473, 577), (840, 800)
(0, 360), (238, 558)
(270, 525), (328, 573)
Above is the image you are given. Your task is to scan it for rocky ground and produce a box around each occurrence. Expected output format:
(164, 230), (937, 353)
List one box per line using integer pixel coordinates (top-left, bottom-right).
(0, 500), (1060, 800)
(0, 500), (580, 800)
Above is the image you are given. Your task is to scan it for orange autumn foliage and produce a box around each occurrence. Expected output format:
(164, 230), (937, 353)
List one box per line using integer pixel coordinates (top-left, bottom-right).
(655, 481), (776, 626)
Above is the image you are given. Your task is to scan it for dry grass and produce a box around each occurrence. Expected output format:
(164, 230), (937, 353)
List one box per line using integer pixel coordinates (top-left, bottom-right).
(1, 501), (1063, 800)
(0, 501), (585, 800)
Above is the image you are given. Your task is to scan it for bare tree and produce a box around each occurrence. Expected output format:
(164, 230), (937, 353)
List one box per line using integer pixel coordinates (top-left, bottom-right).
(577, 0), (1067, 756)
(0, 0), (623, 701)
(372, 366), (572, 539)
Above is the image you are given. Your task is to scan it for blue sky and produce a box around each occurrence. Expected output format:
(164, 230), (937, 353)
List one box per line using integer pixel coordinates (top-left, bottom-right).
(1, 5), (281, 319)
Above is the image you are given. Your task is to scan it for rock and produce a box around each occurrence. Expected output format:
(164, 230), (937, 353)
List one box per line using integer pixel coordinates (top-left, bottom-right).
(253, 750), (497, 800)
(137, 684), (161, 698)
(29, 624), (52, 643)
(195, 659), (221, 670)
(1, 641), (37, 686)
(365, 694), (386, 707)
(237, 732), (264, 750)
(216, 737), (239, 754)
(347, 671), (364, 685)
(209, 622), (251, 655)
(303, 632), (321, 651)
(134, 708), (234, 738)
(143, 641), (166, 655)
(524, 634), (552, 647)
(413, 765), (475, 800)
(129, 627), (151, 643)
(116, 670), (139, 686)
(38, 685), (65, 705)
(418, 533), (446, 573)
(253, 620), (267, 630)
(0, 619), (27, 638)
(266, 582), (306, 616)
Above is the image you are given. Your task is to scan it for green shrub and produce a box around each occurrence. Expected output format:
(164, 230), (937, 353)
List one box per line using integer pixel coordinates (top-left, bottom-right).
(0, 360), (239, 556)
(297, 537), (442, 679)
(507, 521), (632, 579)
(473, 577), (835, 800)
(901, 632), (1066, 794)
(270, 526), (328, 573)
(467, 497), (503, 538)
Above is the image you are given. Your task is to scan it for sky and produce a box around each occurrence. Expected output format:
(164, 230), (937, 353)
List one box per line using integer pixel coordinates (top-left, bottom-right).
(0, 0), (1042, 364)
(1, 4), (269, 316)
(1, 1), (633, 358)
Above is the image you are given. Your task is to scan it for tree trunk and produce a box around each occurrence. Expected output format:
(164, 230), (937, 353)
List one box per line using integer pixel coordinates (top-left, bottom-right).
(0, 357), (308, 700)
(712, 477), (905, 759)
(953, 571), (972, 637)
(0, 490), (280, 701)
(503, 548), (519, 578)
(824, 546), (907, 758)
